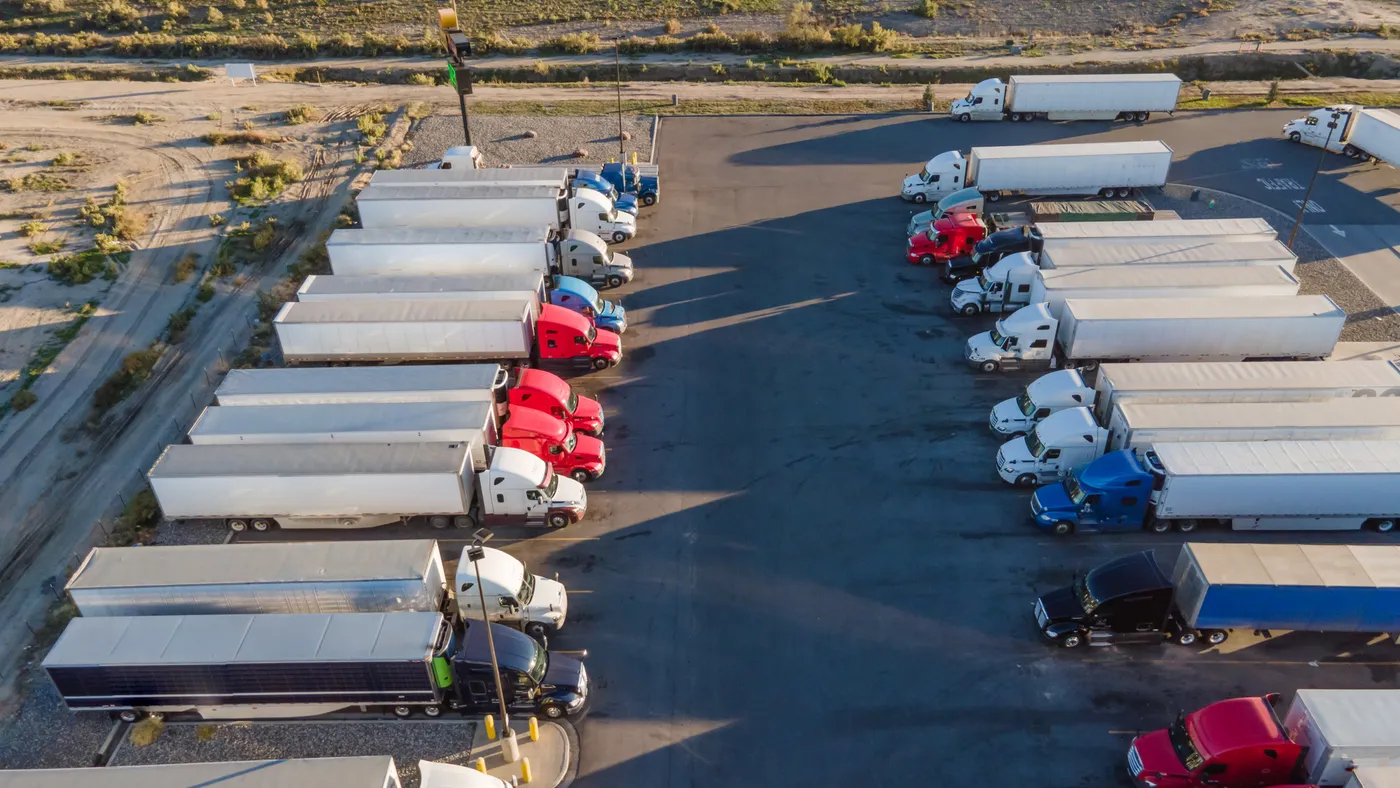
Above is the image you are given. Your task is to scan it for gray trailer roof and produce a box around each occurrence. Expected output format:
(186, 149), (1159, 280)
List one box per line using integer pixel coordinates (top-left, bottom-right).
(276, 298), (532, 324)
(300, 273), (544, 296)
(1117, 398), (1400, 429)
(0, 756), (398, 788)
(327, 227), (549, 246)
(1184, 543), (1400, 588)
(148, 442), (471, 478)
(1040, 239), (1296, 265)
(358, 184), (561, 201)
(68, 540), (441, 590)
(972, 141), (1172, 160)
(189, 400), (494, 439)
(1009, 73), (1181, 85)
(217, 365), (505, 400)
(42, 612), (443, 667)
(1098, 360), (1400, 392)
(1064, 294), (1341, 320)
(1154, 440), (1400, 476)
(1038, 217), (1275, 240)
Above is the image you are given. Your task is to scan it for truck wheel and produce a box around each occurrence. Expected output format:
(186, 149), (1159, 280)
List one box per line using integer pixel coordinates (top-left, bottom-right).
(118, 710), (139, 723)
(570, 468), (593, 483)
(250, 518), (273, 532)
(423, 705), (442, 717)
(978, 360), (999, 373)
(642, 193), (657, 206)
(1204, 630), (1229, 645)
(1174, 519), (1198, 533)
(392, 705), (413, 718)
(453, 515), (477, 529)
(1137, 112), (1150, 121)
(541, 703), (566, 719)
(606, 274), (624, 289)
(547, 512), (571, 528)
(1009, 112), (1022, 122)
(958, 113), (971, 123)
(1051, 520), (1074, 536)
(986, 191), (1002, 202)
(591, 357), (611, 371)
(1176, 630), (1198, 646)
(1100, 187), (1116, 198)
(525, 621), (549, 640)
(1015, 473), (1038, 487)
(1370, 518), (1396, 533)
(960, 303), (980, 316)
(919, 254), (934, 266)
(1289, 131), (1302, 143)
(1116, 187), (1132, 198)
(1344, 144), (1360, 157)
(1060, 632), (1083, 648)
(1147, 519), (1172, 534)
(429, 515), (450, 529)
(912, 193), (927, 204)
(227, 519), (248, 532)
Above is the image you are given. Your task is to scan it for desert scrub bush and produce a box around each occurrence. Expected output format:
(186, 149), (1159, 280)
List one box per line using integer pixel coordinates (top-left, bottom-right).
(284, 104), (321, 124)
(201, 130), (283, 145)
(173, 252), (198, 283)
(76, 0), (142, 30)
(5, 173), (71, 192)
(94, 233), (127, 255)
(197, 279), (215, 301)
(209, 213), (225, 227)
(9, 389), (37, 412)
(166, 305), (196, 342)
(406, 73), (435, 86)
(92, 345), (163, 414)
(51, 151), (84, 167)
(204, 4), (222, 22)
(28, 236), (67, 255)
(541, 32), (600, 54)
(48, 247), (110, 284)
(406, 101), (431, 119)
(227, 152), (303, 205)
(18, 220), (48, 237)
(108, 111), (165, 125)
(917, 0), (940, 16)
(357, 111), (388, 145)
(665, 18), (682, 34)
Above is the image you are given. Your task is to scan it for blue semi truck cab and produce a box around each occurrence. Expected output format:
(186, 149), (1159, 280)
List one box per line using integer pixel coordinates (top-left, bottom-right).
(573, 170), (639, 216)
(1030, 450), (1165, 536)
(601, 162), (659, 206)
(551, 276), (627, 333)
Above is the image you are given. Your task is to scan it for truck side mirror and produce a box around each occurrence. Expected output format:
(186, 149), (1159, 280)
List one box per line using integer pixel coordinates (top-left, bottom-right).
(461, 582), (474, 592)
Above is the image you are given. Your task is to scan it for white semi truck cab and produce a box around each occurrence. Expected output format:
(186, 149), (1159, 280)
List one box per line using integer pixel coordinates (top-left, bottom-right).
(989, 369), (1095, 437)
(901, 151), (966, 203)
(457, 545), (569, 641)
(432, 145), (483, 169)
(1283, 105), (1400, 168)
(556, 228), (634, 288)
(568, 189), (636, 243)
(995, 406), (1105, 486)
(950, 252), (1038, 315)
(965, 302), (1058, 372)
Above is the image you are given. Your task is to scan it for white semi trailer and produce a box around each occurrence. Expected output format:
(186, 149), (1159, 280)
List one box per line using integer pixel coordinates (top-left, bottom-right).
(297, 273), (546, 316)
(1036, 238), (1297, 271)
(902, 141), (1172, 203)
(1034, 217), (1276, 244)
(215, 365), (508, 407)
(950, 73), (1182, 123)
(355, 183), (636, 244)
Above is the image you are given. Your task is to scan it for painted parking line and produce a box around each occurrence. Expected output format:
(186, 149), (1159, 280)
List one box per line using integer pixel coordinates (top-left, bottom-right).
(1082, 658), (1400, 666)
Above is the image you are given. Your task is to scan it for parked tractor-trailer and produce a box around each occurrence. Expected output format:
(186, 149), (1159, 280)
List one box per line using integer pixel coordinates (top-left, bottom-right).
(1284, 105), (1400, 167)
(66, 540), (448, 617)
(950, 73), (1182, 123)
(997, 397), (1400, 486)
(902, 141), (1172, 203)
(989, 360), (1400, 437)
(147, 442), (587, 531)
(965, 295), (1345, 373)
(324, 226), (634, 289)
(1127, 691), (1400, 788)
(1031, 439), (1400, 535)
(298, 273), (546, 314)
(1038, 546), (1400, 651)
(43, 611), (589, 721)
(273, 300), (621, 370)
(368, 165), (638, 216)
(355, 183), (636, 244)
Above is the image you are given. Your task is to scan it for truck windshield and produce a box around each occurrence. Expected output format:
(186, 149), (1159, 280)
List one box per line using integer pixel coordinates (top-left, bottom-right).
(925, 227), (938, 242)
(565, 391), (578, 414)
(1065, 474), (1087, 504)
(518, 569), (536, 605)
(1168, 715), (1206, 771)
(1073, 573), (1100, 615)
(1016, 390), (1037, 417)
(989, 325), (1009, 349)
(919, 165), (935, 182)
(1026, 427), (1047, 458)
(564, 432), (577, 452)
(541, 466), (559, 498)
(585, 325), (597, 343)
(976, 270), (992, 290)
(527, 638), (549, 685)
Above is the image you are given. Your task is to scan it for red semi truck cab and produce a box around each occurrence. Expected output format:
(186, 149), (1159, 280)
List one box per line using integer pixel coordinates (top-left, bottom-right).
(906, 213), (987, 265)
(501, 407), (606, 483)
(510, 368), (605, 436)
(537, 304), (622, 370)
(1129, 695), (1304, 788)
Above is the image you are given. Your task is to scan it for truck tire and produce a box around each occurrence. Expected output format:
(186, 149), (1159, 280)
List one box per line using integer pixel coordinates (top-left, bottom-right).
(1060, 632), (1083, 648)
(958, 113), (971, 123)
(1176, 630), (1198, 646)
(453, 514), (477, 529)
(1136, 112), (1150, 122)
(643, 193), (657, 206)
(606, 274), (624, 289)
(570, 468), (593, 483)
(912, 193), (927, 204)
(986, 191), (1002, 202)
(1370, 518), (1397, 533)
(1289, 131), (1302, 143)
(393, 705), (413, 718)
(547, 512), (571, 528)
(118, 710), (140, 723)
(525, 621), (550, 641)
(1099, 187), (1116, 198)
(1009, 112), (1023, 122)
(919, 254), (935, 266)
(423, 705), (443, 717)
(541, 702), (566, 720)
(1015, 473), (1038, 487)
(960, 303), (980, 316)
(1147, 519), (1172, 534)
(612, 231), (628, 244)
(978, 360), (999, 373)
(1174, 519), (1198, 533)
(1344, 144), (1360, 158)
(429, 515), (450, 529)
(592, 357), (611, 371)
(1116, 187), (1132, 198)
(227, 519), (248, 532)
(1051, 520), (1074, 536)
(1204, 630), (1229, 646)
(250, 518), (273, 532)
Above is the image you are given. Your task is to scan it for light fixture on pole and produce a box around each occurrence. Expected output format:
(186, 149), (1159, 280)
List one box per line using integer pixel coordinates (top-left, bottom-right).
(1288, 110), (1339, 249)
(466, 529), (512, 735)
(615, 39), (625, 158)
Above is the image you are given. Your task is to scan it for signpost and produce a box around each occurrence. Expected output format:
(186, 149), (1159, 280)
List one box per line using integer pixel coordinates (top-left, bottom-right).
(440, 9), (474, 146)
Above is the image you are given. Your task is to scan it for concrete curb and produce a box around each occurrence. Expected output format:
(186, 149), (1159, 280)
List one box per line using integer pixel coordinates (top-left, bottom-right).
(649, 114), (660, 165)
(554, 719), (581, 788)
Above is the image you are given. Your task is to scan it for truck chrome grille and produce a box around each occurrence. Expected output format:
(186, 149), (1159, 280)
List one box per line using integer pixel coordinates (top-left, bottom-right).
(1034, 599), (1048, 628)
(1127, 743), (1144, 777)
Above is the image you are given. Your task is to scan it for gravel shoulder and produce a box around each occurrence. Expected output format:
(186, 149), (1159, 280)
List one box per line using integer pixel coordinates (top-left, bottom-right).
(405, 114), (654, 168)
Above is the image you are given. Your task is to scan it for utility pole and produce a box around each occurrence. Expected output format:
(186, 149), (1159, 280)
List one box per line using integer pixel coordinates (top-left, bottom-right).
(615, 39), (625, 158)
(467, 532), (511, 731)
(1289, 111), (1338, 249)
(440, 9), (474, 146)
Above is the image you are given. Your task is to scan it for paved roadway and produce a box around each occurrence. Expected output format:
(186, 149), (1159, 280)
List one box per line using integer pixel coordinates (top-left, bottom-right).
(240, 110), (1400, 786)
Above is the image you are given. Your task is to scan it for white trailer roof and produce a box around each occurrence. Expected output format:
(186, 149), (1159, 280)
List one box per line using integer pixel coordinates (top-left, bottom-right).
(0, 756), (398, 788)
(1118, 398), (1400, 429)
(1064, 294), (1340, 320)
(1038, 264), (1296, 289)
(1009, 73), (1181, 85)
(217, 365), (504, 400)
(1040, 239), (1296, 265)
(358, 184), (561, 201)
(1294, 690), (1400, 747)
(327, 227), (549, 246)
(1362, 108), (1400, 134)
(42, 612), (442, 667)
(1038, 218), (1275, 240)
(370, 167), (567, 185)
(1182, 543), (1400, 589)
(275, 298), (532, 324)
(189, 401), (493, 440)
(148, 442), (471, 478)
(69, 540), (440, 589)
(299, 273), (543, 297)
(972, 140), (1172, 160)
(1352, 767), (1400, 788)
(1098, 360), (1400, 391)
(1153, 440), (1400, 477)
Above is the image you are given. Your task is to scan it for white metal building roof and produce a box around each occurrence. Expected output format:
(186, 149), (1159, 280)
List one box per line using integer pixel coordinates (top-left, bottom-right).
(1183, 544), (1400, 588)
(148, 442), (471, 478)
(1117, 398), (1400, 429)
(42, 612), (443, 667)
(1153, 440), (1400, 476)
(1064, 294), (1340, 320)
(68, 540), (442, 590)
(1098, 360), (1400, 391)
(972, 140), (1172, 160)
(0, 756), (399, 788)
(327, 227), (549, 246)
(275, 298), (532, 324)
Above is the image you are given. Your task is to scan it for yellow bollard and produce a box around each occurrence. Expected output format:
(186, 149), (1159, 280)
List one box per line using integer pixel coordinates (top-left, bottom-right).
(520, 757), (533, 784)
(528, 716), (540, 742)
(484, 714), (496, 741)
(437, 7), (458, 28)
(473, 758), (487, 774)
(630, 151), (638, 165)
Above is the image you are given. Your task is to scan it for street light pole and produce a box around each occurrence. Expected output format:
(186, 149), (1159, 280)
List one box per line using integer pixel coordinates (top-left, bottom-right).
(467, 532), (510, 730)
(1288, 111), (1338, 249)
(615, 39), (625, 158)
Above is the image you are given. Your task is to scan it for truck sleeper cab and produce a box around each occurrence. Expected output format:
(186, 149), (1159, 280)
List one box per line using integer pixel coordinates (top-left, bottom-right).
(456, 545), (568, 641)
(550, 275), (627, 333)
(1128, 695), (1302, 788)
(502, 407), (606, 483)
(907, 213), (987, 265)
(509, 367), (605, 436)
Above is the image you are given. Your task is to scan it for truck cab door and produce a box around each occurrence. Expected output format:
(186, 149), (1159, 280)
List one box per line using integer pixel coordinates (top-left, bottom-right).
(1104, 593), (1167, 644)
(1076, 493), (1102, 527)
(564, 243), (584, 277)
(1025, 337), (1049, 361)
(524, 488), (549, 518)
